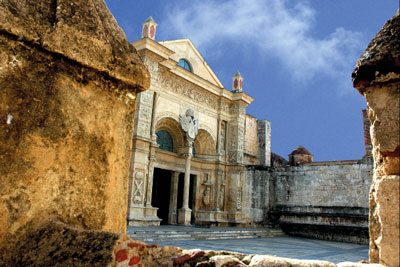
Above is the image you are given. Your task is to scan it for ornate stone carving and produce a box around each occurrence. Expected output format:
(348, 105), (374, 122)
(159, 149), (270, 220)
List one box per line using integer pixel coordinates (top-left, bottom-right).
(219, 180), (226, 210)
(142, 57), (159, 82)
(236, 188), (242, 210)
(220, 121), (227, 153)
(137, 121), (151, 138)
(159, 71), (219, 110)
(221, 102), (230, 114)
(180, 108), (199, 141)
(135, 91), (154, 139)
(155, 111), (179, 124)
(132, 170), (145, 205)
(228, 151), (237, 163)
(199, 123), (217, 143)
(202, 174), (213, 208)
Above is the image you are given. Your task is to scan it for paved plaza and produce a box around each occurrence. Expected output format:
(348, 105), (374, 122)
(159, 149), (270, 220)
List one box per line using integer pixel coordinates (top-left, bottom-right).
(157, 236), (368, 263)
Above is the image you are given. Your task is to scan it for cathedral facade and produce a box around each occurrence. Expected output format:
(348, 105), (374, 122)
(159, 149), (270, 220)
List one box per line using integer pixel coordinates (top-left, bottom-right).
(127, 18), (372, 244)
(127, 17), (271, 226)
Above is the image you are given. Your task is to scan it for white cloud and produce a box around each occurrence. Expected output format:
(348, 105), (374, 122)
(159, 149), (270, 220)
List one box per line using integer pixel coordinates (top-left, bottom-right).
(162, 0), (362, 91)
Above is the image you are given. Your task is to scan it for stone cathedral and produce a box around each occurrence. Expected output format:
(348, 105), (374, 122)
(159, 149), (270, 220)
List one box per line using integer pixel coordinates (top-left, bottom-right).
(128, 17), (373, 244)
(128, 17), (271, 227)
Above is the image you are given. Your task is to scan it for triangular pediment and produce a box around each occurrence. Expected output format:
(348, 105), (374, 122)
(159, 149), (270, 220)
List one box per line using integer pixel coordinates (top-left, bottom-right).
(159, 39), (223, 87)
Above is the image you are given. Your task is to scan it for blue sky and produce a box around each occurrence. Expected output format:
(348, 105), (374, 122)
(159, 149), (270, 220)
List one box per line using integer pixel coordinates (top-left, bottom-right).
(105, 0), (398, 161)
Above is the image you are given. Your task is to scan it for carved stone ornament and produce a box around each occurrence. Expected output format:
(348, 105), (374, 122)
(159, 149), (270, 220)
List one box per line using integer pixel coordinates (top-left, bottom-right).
(202, 175), (213, 208)
(180, 108), (199, 141)
(132, 170), (145, 204)
(236, 189), (242, 210)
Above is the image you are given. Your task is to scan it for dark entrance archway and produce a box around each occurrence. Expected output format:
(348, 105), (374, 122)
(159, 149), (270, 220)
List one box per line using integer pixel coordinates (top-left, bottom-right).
(152, 168), (172, 225)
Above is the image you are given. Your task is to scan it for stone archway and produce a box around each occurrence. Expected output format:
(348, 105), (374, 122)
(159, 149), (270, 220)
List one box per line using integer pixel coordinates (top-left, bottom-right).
(155, 117), (185, 153)
(194, 129), (216, 158)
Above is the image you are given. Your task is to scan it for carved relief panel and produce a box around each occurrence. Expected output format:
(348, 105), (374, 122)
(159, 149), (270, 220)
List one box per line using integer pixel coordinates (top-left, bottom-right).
(227, 123), (244, 164)
(135, 90), (154, 139)
(236, 188), (242, 210)
(142, 56), (160, 83)
(201, 174), (213, 209)
(159, 70), (219, 111)
(220, 120), (227, 156)
(132, 169), (145, 205)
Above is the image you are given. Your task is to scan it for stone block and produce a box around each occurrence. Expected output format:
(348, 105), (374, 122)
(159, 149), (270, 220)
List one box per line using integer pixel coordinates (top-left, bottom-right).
(0, 219), (120, 266)
(0, 0), (149, 259)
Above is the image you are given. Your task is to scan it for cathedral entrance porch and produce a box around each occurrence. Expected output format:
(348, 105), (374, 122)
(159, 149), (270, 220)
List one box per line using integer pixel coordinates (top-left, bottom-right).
(151, 168), (197, 225)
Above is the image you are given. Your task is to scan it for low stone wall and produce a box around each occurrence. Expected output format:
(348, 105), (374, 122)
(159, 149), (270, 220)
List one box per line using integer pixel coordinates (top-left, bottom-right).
(273, 206), (369, 244)
(273, 160), (372, 243)
(245, 160), (372, 243)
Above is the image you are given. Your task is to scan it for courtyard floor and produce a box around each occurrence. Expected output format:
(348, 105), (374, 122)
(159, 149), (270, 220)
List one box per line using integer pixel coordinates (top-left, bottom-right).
(156, 236), (368, 263)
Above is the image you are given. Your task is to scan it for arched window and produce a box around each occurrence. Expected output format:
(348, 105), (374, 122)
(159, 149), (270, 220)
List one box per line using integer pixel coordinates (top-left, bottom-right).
(178, 58), (192, 72)
(156, 130), (174, 152)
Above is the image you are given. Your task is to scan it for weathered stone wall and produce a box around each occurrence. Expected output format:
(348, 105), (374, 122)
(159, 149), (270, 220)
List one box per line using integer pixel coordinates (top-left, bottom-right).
(364, 85), (399, 265)
(244, 115), (258, 159)
(0, 0), (149, 261)
(244, 167), (273, 225)
(274, 161), (371, 207)
(245, 160), (372, 242)
(352, 11), (399, 266)
(272, 160), (372, 243)
(257, 120), (271, 167)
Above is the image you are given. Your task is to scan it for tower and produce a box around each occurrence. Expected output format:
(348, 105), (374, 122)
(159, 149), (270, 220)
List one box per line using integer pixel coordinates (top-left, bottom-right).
(232, 71), (243, 93)
(141, 16), (157, 40)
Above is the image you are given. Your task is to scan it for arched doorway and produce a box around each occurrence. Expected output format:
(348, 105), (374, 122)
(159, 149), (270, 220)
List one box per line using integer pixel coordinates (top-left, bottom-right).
(151, 168), (172, 224)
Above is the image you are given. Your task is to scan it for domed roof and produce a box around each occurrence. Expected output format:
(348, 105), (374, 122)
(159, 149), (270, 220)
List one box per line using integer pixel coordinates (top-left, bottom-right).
(290, 146), (312, 155)
(352, 11), (400, 93)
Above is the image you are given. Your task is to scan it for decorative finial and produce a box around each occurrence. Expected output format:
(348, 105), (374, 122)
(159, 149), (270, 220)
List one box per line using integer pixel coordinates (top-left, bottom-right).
(142, 16), (158, 40)
(232, 71), (243, 93)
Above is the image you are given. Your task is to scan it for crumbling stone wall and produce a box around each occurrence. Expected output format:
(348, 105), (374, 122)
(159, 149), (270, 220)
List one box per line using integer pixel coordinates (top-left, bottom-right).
(0, 0), (149, 264)
(352, 12), (400, 266)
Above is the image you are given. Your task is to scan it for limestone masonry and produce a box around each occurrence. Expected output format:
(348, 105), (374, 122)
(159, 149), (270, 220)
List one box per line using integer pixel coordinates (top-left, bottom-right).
(0, 1), (398, 266)
(352, 11), (400, 267)
(0, 0), (149, 264)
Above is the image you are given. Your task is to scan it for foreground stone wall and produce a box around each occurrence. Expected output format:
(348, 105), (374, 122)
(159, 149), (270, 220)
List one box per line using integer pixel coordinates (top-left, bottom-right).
(0, 0), (149, 261)
(352, 12), (399, 266)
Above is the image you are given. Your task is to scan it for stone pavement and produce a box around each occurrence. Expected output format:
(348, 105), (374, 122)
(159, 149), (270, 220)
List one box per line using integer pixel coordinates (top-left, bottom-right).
(128, 225), (284, 242)
(156, 236), (368, 264)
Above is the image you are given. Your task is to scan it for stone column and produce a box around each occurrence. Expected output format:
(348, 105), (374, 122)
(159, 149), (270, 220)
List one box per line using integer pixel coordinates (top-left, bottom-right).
(145, 154), (156, 207)
(214, 169), (223, 211)
(168, 171), (180, 224)
(178, 142), (193, 225)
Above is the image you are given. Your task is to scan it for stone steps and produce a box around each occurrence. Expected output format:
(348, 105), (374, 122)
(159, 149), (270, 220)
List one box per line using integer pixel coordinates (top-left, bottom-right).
(129, 227), (284, 242)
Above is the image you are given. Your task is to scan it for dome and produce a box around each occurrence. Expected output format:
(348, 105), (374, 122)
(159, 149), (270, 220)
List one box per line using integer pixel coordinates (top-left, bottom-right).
(290, 146), (312, 156)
